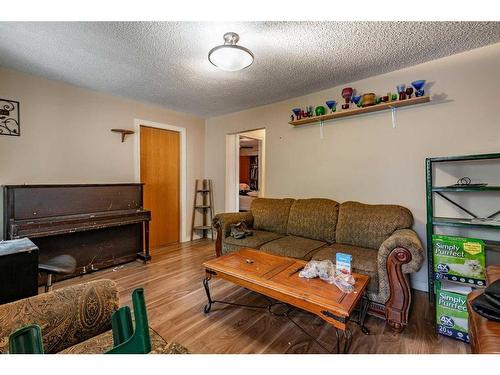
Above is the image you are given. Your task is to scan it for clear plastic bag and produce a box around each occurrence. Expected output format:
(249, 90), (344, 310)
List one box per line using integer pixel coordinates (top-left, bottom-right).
(299, 260), (355, 293)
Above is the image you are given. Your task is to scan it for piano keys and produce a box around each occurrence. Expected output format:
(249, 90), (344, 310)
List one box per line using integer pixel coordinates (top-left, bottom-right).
(3, 184), (151, 283)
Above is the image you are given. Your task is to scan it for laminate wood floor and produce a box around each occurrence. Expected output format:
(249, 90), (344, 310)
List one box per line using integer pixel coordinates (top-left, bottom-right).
(55, 240), (470, 354)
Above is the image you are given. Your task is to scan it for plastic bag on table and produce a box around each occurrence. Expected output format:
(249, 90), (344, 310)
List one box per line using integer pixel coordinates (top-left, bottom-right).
(332, 272), (355, 293)
(299, 260), (355, 293)
(299, 260), (334, 280)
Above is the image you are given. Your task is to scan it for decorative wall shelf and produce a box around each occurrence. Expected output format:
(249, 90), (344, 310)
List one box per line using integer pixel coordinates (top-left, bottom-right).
(288, 95), (430, 126)
(111, 129), (135, 142)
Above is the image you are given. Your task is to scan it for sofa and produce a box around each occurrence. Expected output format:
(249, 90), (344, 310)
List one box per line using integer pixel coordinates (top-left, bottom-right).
(0, 279), (188, 354)
(213, 198), (424, 331)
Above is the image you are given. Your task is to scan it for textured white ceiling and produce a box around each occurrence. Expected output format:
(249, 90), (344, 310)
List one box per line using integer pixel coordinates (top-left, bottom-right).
(0, 22), (499, 117)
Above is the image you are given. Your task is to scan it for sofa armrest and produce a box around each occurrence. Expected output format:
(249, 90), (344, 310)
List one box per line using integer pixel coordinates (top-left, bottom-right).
(213, 212), (254, 257)
(377, 229), (424, 332)
(0, 279), (118, 354)
(379, 229), (424, 275)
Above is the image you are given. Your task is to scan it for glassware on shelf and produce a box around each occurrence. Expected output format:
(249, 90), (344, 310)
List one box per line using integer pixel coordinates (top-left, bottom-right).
(361, 93), (376, 107)
(397, 84), (406, 100)
(315, 106), (326, 116)
(405, 87), (414, 99)
(351, 95), (362, 108)
(292, 108), (302, 120)
(341, 87), (353, 109)
(325, 100), (337, 113)
(411, 80), (426, 97)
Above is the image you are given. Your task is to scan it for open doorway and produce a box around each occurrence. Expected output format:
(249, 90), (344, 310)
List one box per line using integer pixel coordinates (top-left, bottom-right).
(225, 128), (266, 212)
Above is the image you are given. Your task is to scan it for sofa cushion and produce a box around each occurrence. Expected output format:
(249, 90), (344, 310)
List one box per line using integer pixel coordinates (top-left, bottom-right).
(287, 198), (339, 243)
(251, 198), (295, 234)
(260, 235), (326, 260)
(312, 243), (379, 294)
(335, 201), (413, 250)
(224, 230), (283, 250)
(59, 327), (188, 354)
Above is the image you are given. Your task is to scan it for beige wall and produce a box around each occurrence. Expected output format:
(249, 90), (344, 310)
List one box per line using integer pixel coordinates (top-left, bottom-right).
(205, 43), (500, 291)
(0, 67), (205, 241)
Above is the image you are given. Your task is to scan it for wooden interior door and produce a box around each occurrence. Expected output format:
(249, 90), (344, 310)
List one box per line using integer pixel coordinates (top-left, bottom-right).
(140, 126), (180, 249)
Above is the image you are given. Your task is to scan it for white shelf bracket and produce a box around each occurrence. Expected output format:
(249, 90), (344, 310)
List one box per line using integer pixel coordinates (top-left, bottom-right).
(390, 106), (397, 129)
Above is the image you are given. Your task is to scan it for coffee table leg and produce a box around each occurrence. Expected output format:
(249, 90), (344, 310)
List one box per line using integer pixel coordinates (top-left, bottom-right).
(334, 328), (340, 354)
(358, 295), (370, 335)
(333, 327), (352, 354)
(342, 328), (352, 353)
(203, 276), (214, 314)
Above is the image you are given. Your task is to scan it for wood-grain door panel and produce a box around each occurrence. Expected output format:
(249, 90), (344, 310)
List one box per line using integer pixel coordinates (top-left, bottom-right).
(140, 126), (180, 248)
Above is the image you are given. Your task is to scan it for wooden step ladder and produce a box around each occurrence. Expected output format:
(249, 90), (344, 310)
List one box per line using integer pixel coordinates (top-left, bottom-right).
(191, 179), (215, 241)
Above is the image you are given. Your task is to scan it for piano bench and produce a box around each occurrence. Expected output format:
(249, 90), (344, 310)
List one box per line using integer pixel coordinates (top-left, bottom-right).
(38, 255), (77, 293)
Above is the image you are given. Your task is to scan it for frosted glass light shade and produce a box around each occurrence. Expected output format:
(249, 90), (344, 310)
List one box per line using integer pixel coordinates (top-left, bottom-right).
(208, 45), (254, 72)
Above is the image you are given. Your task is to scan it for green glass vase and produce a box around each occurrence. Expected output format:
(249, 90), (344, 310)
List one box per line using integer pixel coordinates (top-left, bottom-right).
(315, 106), (326, 116)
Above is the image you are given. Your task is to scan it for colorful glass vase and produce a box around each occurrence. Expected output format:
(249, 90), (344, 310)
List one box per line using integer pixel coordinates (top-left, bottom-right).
(315, 106), (326, 116)
(405, 87), (414, 99)
(292, 108), (302, 120)
(411, 80), (426, 97)
(351, 95), (361, 107)
(325, 100), (337, 113)
(361, 93), (376, 107)
(341, 87), (353, 109)
(397, 84), (406, 100)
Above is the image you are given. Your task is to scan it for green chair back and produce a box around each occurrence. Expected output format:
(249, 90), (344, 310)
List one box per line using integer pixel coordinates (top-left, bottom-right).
(9, 324), (44, 354)
(106, 288), (151, 354)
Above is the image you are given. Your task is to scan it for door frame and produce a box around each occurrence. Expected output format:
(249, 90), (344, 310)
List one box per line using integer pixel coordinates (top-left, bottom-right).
(133, 119), (187, 243)
(225, 128), (266, 212)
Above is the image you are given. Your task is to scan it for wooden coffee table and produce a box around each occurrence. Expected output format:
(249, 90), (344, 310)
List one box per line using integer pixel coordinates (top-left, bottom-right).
(202, 248), (370, 353)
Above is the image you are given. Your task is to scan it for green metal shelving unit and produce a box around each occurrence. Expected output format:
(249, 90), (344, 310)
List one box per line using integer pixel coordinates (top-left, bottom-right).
(425, 152), (500, 302)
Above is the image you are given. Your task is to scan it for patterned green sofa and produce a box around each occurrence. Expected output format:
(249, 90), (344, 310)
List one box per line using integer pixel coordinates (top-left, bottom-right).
(0, 279), (188, 354)
(213, 198), (424, 332)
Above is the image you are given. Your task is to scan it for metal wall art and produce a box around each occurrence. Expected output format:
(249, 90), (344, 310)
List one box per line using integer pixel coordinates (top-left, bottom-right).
(0, 99), (20, 136)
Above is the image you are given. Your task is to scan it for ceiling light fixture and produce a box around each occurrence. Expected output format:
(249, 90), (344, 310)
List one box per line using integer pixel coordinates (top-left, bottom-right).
(208, 32), (254, 72)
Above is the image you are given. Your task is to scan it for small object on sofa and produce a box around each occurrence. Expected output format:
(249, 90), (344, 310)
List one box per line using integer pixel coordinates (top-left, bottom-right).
(230, 222), (253, 239)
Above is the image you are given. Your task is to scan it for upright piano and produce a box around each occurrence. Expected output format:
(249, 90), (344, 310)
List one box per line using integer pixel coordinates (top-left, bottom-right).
(3, 183), (151, 283)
